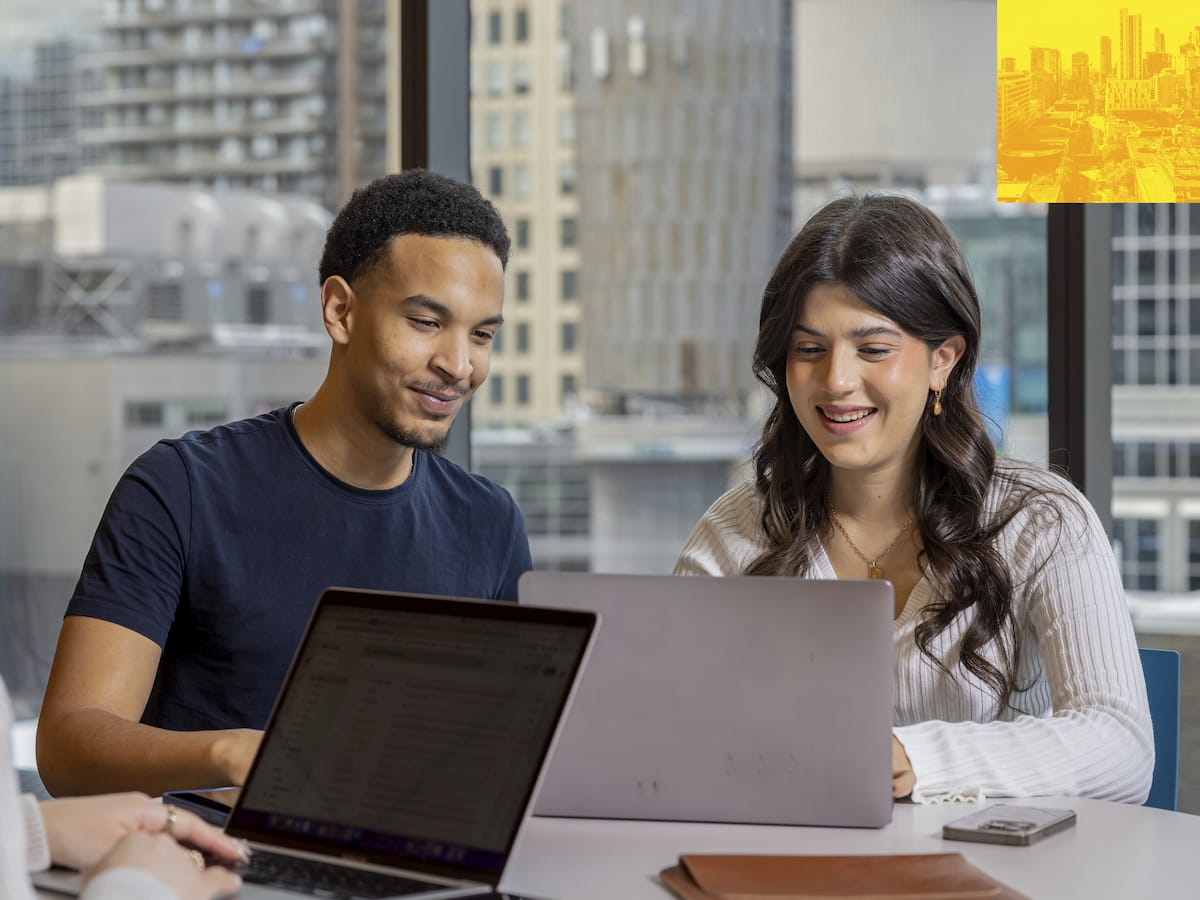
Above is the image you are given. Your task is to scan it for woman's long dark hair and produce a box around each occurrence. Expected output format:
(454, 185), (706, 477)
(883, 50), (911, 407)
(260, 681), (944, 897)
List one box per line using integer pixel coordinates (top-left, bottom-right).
(746, 194), (1049, 710)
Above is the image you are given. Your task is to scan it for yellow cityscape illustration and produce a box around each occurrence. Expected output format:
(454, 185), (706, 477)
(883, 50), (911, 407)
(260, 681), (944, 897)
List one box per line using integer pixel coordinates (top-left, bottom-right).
(997, 1), (1200, 202)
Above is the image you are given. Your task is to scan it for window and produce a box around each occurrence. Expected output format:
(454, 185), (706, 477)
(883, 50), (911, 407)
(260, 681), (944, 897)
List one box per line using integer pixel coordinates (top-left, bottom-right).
(514, 163), (531, 199)
(513, 111), (531, 148)
(516, 374), (531, 405)
(559, 160), (577, 194)
(246, 285), (270, 324)
(489, 374), (504, 405)
(487, 10), (502, 44)
(561, 321), (577, 353)
(516, 322), (530, 353)
(561, 373), (577, 405)
(561, 270), (578, 301)
(486, 61), (505, 96)
(558, 109), (576, 145)
(488, 165), (503, 197)
(561, 217), (577, 248)
(515, 218), (530, 249)
(125, 401), (164, 428)
(486, 112), (505, 149)
(1190, 521), (1200, 590)
(1114, 517), (1161, 591)
(515, 8), (529, 42)
(516, 270), (530, 301)
(513, 59), (531, 94)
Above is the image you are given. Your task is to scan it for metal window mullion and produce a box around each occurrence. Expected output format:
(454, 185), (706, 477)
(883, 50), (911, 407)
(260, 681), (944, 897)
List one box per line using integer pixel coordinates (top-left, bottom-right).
(1047, 204), (1114, 537)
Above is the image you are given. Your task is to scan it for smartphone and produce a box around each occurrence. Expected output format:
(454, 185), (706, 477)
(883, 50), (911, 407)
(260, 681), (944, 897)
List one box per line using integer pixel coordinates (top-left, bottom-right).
(162, 788), (238, 827)
(942, 804), (1076, 846)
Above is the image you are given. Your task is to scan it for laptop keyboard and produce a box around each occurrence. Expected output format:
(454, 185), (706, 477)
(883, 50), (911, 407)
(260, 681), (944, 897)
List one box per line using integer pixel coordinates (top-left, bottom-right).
(241, 850), (445, 898)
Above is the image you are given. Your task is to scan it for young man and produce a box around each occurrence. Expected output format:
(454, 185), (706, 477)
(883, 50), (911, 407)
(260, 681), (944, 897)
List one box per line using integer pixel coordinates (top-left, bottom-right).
(37, 170), (531, 797)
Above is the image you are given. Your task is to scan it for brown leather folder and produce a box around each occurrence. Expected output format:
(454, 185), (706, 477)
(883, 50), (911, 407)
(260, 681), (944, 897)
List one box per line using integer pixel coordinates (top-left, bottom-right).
(659, 852), (1032, 900)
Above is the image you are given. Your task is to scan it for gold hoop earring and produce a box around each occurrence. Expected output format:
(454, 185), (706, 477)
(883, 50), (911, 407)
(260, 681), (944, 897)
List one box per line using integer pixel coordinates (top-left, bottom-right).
(932, 390), (943, 417)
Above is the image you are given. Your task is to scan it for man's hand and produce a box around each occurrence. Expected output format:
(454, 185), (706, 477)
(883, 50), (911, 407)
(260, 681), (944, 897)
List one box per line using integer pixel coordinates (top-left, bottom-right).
(210, 729), (263, 789)
(892, 735), (916, 798)
(39, 792), (248, 872)
(87, 831), (242, 900)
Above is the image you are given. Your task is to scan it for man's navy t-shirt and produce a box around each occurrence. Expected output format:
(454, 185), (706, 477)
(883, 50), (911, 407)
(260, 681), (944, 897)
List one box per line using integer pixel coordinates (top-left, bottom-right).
(67, 404), (532, 733)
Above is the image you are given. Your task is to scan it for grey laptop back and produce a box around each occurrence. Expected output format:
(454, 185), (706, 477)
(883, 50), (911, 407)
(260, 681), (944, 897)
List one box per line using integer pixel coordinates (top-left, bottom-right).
(519, 572), (894, 828)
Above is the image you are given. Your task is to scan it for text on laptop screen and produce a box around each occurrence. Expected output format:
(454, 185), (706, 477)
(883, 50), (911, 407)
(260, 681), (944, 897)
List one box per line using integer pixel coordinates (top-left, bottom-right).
(235, 603), (590, 873)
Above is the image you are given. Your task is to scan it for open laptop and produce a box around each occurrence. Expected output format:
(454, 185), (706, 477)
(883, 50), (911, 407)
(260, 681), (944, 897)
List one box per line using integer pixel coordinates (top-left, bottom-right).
(519, 572), (893, 828)
(36, 587), (597, 899)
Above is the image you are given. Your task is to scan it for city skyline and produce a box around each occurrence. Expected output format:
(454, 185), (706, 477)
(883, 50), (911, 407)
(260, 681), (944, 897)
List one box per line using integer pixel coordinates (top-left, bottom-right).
(998, 1), (1198, 63)
(996, 0), (1200, 201)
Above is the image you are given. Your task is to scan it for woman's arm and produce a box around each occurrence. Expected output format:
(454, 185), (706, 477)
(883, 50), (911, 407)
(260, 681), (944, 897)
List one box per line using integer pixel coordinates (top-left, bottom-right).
(895, 485), (1153, 803)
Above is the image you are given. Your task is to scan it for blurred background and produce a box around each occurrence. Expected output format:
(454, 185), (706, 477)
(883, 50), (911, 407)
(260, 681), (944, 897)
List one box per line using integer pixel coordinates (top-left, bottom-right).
(0, 0), (1196, 809)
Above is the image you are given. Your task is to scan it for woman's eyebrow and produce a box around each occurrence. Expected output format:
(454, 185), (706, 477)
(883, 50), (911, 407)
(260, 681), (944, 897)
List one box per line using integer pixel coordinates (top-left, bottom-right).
(792, 323), (902, 339)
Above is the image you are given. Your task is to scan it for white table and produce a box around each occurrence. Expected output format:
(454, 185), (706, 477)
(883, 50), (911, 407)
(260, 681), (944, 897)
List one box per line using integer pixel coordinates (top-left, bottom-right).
(502, 798), (1200, 899)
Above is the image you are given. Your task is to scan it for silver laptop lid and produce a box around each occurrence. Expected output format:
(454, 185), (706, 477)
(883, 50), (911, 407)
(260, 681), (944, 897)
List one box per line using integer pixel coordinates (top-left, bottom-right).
(519, 572), (893, 828)
(226, 587), (598, 888)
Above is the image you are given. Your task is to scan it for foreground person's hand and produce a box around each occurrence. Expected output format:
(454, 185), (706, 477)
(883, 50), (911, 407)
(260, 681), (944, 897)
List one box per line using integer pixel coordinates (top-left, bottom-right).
(86, 830), (242, 900)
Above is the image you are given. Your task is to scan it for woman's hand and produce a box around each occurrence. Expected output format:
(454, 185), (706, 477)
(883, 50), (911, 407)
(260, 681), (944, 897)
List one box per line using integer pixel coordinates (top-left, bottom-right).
(86, 830), (241, 900)
(892, 735), (916, 798)
(39, 792), (247, 872)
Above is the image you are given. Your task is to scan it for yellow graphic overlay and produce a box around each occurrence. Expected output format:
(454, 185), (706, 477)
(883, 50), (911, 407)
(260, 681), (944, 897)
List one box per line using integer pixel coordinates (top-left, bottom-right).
(997, 1), (1200, 202)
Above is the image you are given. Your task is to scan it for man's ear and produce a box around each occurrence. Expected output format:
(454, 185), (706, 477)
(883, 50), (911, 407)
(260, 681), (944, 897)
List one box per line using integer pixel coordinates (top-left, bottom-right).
(930, 334), (966, 390)
(321, 276), (354, 345)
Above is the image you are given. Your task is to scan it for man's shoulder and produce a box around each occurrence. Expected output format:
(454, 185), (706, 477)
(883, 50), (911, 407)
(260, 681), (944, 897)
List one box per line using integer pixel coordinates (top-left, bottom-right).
(419, 452), (519, 511)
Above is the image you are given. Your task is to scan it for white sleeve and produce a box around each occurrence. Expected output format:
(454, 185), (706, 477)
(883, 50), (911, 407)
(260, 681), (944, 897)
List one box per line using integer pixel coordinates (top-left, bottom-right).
(82, 869), (178, 900)
(673, 481), (764, 576)
(1, 678), (37, 900)
(895, 490), (1154, 804)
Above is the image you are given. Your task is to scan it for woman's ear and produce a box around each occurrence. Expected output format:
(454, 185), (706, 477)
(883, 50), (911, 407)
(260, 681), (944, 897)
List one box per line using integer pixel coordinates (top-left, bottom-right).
(930, 334), (967, 389)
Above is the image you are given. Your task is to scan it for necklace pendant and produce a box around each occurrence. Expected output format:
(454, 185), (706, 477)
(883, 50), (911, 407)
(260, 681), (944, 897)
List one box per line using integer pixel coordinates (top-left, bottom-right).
(868, 565), (884, 579)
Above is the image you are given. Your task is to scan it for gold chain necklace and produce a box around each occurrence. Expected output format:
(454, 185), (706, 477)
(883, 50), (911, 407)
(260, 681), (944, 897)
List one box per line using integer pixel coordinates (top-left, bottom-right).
(828, 506), (912, 579)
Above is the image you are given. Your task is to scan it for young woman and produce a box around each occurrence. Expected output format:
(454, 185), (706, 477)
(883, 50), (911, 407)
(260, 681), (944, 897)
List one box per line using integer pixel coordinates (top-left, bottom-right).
(674, 195), (1153, 804)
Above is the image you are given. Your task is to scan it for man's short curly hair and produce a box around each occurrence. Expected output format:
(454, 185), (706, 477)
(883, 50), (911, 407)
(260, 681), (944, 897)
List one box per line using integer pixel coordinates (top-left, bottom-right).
(318, 169), (510, 286)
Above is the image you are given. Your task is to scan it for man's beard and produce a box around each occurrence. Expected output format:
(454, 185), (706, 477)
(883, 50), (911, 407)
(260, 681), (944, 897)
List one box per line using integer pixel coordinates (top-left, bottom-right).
(375, 416), (452, 454)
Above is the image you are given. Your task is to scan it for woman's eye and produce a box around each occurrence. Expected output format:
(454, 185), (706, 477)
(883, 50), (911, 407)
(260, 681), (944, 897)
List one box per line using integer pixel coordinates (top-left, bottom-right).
(792, 345), (823, 356)
(860, 347), (891, 358)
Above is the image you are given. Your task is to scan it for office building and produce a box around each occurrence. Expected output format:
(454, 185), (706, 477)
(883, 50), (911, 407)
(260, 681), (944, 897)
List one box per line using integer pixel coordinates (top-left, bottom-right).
(468, 0), (581, 425)
(998, 71), (1033, 141)
(80, 0), (388, 211)
(1111, 204), (1200, 593)
(0, 40), (90, 187)
(1119, 7), (1143, 80)
(1101, 35), (1113, 79)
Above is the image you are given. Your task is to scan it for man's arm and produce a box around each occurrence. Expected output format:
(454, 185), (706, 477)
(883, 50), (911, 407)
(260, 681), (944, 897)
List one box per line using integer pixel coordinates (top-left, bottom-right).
(36, 616), (261, 798)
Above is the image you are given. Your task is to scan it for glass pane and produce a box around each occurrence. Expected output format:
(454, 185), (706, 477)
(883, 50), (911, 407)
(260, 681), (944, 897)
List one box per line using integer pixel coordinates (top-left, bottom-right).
(1112, 203), (1200, 599)
(469, 0), (1046, 580)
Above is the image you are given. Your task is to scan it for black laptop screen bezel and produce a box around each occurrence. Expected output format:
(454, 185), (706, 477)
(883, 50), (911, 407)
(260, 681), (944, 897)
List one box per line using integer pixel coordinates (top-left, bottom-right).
(224, 586), (597, 887)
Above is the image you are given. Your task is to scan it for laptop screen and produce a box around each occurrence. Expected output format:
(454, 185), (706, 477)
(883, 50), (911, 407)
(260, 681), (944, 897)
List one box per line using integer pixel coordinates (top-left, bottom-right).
(227, 589), (595, 884)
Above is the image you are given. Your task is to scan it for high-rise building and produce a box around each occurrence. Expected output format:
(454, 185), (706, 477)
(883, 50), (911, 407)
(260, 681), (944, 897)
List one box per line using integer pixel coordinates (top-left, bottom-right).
(998, 71), (1033, 141)
(1119, 7), (1143, 80)
(0, 40), (89, 186)
(469, 0), (581, 425)
(79, 0), (389, 211)
(1110, 204), (1200, 592)
(1101, 35), (1113, 78)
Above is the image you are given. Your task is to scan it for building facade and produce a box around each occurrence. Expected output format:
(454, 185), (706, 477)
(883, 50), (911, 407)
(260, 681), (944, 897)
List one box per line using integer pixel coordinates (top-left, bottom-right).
(79, 0), (387, 211)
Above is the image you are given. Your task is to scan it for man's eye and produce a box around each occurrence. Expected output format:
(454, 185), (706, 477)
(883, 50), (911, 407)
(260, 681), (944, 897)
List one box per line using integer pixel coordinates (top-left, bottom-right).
(473, 330), (496, 342)
(410, 318), (438, 329)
